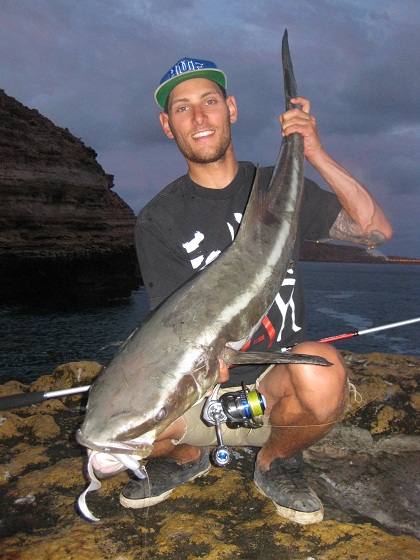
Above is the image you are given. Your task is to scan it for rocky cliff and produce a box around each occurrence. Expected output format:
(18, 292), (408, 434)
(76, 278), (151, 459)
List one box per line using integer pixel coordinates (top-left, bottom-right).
(0, 89), (139, 303)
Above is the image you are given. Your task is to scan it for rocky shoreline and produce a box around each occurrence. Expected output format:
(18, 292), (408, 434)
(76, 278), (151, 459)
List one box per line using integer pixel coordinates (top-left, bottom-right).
(0, 351), (418, 559)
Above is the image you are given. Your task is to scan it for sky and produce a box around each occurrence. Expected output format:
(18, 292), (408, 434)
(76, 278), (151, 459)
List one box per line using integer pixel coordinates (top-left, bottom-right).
(1, 0), (419, 258)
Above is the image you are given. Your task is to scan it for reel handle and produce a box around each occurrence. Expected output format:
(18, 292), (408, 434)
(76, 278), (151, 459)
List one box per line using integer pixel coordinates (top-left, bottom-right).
(211, 409), (232, 467)
(201, 381), (265, 468)
(211, 445), (231, 467)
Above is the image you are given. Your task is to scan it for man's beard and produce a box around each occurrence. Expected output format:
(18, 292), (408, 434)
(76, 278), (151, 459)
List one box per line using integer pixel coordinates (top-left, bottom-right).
(169, 120), (232, 165)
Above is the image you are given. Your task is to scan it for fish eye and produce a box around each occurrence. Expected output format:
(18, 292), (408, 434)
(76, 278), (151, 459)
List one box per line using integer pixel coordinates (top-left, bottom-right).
(155, 407), (168, 422)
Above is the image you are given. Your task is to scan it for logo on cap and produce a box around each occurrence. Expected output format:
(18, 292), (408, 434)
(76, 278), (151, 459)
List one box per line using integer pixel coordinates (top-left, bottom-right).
(169, 59), (206, 78)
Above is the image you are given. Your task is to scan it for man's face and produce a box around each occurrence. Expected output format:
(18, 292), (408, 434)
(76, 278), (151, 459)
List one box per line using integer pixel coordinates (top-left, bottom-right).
(159, 78), (237, 165)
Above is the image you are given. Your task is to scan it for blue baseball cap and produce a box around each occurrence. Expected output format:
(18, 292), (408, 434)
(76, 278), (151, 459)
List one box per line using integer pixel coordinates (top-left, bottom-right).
(154, 58), (227, 110)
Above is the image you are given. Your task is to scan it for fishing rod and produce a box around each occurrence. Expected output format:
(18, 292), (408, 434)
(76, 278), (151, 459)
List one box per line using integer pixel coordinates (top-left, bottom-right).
(0, 316), (419, 411)
(316, 316), (420, 343)
(0, 385), (90, 411)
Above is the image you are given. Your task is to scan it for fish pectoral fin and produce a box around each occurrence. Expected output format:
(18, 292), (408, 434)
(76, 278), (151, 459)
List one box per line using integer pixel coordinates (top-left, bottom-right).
(222, 347), (332, 367)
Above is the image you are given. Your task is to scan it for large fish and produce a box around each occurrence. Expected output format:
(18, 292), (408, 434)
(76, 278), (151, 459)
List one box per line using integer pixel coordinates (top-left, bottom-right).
(76, 30), (330, 518)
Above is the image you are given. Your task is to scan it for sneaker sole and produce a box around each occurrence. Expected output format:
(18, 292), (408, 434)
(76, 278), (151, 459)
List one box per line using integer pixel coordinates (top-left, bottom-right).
(254, 480), (324, 525)
(119, 464), (211, 509)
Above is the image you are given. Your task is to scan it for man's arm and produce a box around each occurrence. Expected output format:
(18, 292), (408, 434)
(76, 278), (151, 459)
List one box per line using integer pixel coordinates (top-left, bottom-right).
(281, 97), (393, 246)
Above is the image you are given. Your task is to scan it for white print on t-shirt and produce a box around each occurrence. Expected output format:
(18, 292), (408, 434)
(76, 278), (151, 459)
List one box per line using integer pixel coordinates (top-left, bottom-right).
(190, 255), (204, 269)
(205, 250), (221, 266)
(183, 231), (208, 269)
(182, 231), (204, 253)
(190, 250), (222, 270)
(182, 213), (243, 271)
(227, 213), (243, 241)
(274, 269), (301, 340)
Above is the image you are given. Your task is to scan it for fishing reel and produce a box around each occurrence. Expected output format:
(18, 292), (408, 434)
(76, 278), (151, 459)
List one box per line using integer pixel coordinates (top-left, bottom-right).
(201, 382), (266, 467)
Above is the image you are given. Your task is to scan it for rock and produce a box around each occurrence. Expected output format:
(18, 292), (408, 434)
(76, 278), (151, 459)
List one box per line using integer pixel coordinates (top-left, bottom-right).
(30, 361), (104, 397)
(31, 415), (60, 440)
(0, 380), (26, 398)
(0, 89), (140, 303)
(305, 425), (420, 539)
(0, 444), (49, 483)
(0, 413), (25, 440)
(410, 392), (420, 410)
(0, 351), (419, 559)
(371, 405), (406, 434)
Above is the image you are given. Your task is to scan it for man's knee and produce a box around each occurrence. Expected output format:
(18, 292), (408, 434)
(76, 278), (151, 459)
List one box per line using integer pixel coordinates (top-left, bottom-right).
(259, 341), (347, 422)
(291, 342), (347, 420)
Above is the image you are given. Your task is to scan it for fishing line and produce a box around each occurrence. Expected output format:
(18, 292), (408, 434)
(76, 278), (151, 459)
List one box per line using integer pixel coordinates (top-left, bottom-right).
(138, 467), (151, 559)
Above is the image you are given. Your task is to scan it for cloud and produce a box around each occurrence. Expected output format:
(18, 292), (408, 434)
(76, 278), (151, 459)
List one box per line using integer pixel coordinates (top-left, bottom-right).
(1, 0), (419, 257)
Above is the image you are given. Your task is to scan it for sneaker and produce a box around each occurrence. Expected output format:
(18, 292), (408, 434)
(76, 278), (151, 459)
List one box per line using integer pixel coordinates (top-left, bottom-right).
(119, 448), (211, 508)
(254, 453), (324, 524)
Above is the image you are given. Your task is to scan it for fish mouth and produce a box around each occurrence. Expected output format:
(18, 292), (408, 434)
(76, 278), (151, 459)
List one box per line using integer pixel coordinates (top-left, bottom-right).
(75, 429), (153, 456)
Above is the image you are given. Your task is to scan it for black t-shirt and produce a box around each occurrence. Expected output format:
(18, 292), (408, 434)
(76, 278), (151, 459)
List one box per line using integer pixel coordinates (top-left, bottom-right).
(135, 161), (342, 387)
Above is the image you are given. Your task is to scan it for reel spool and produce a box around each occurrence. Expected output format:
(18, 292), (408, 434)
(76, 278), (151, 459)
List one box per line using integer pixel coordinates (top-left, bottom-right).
(219, 382), (266, 428)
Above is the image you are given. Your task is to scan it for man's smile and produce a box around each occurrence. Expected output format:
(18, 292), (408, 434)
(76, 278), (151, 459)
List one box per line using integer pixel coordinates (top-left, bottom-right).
(192, 130), (215, 139)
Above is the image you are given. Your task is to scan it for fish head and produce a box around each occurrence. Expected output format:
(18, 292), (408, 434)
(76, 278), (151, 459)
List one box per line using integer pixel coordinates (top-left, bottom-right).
(76, 348), (218, 457)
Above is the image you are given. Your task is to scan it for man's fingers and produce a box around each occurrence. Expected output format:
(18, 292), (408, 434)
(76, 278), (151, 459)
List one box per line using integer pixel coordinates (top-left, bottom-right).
(291, 96), (311, 114)
(218, 359), (230, 383)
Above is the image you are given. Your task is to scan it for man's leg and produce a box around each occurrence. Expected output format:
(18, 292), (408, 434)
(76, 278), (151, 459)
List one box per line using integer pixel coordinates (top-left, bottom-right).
(119, 393), (220, 509)
(254, 341), (348, 524)
(119, 342), (347, 516)
(118, 359), (233, 508)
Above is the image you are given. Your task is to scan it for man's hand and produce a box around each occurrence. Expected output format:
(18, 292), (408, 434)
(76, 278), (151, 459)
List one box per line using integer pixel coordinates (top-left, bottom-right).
(279, 96), (323, 161)
(280, 97), (393, 246)
(204, 359), (230, 397)
(218, 358), (230, 384)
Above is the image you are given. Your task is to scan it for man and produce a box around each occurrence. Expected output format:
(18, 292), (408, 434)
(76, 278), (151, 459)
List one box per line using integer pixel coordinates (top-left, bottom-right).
(95, 58), (392, 524)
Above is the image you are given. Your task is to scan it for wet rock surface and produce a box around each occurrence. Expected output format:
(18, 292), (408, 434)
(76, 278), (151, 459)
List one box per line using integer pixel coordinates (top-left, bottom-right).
(0, 352), (418, 559)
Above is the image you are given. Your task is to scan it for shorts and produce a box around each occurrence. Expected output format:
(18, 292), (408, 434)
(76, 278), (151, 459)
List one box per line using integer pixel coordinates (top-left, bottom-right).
(176, 365), (275, 448)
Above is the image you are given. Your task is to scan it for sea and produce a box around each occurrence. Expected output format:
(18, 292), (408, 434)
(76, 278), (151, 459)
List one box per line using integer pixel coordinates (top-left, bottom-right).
(0, 262), (419, 385)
